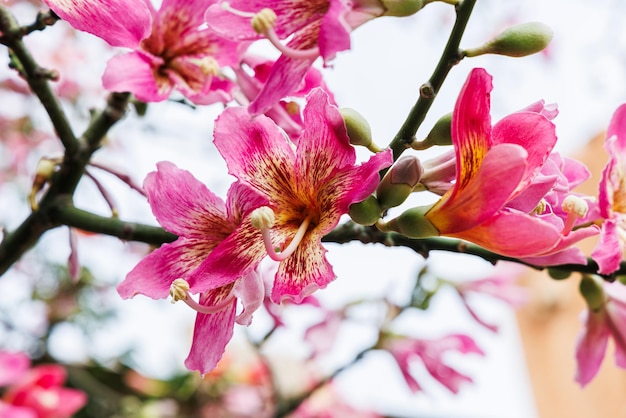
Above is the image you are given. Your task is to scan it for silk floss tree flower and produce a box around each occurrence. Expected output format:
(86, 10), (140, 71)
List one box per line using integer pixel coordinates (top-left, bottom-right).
(379, 68), (599, 264)
(118, 162), (270, 374)
(43, 0), (241, 104)
(575, 276), (626, 386)
(591, 104), (626, 274)
(209, 88), (392, 303)
(205, 0), (388, 114)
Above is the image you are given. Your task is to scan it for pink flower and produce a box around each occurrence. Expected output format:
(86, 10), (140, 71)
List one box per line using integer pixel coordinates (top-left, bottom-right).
(575, 277), (626, 386)
(383, 333), (485, 394)
(2, 364), (87, 418)
(43, 0), (241, 104)
(118, 162), (269, 374)
(233, 55), (336, 140)
(383, 68), (598, 264)
(591, 104), (626, 274)
(210, 88), (392, 303)
(205, 0), (384, 114)
(0, 352), (30, 387)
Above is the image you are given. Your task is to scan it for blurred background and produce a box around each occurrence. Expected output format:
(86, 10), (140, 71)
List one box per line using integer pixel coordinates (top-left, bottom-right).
(1, 0), (626, 416)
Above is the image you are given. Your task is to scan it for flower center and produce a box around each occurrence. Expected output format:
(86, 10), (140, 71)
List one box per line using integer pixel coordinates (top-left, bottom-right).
(220, 2), (320, 60)
(169, 278), (235, 315)
(251, 206), (313, 261)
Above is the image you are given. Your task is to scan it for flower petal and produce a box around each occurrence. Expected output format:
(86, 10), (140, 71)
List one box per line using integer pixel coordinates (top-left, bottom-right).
(102, 52), (171, 102)
(452, 68), (493, 191)
(234, 270), (265, 326)
(427, 143), (528, 234)
(492, 111), (557, 197)
(143, 161), (233, 238)
(272, 236), (335, 303)
(607, 103), (626, 154)
(318, 0), (351, 61)
(184, 287), (237, 375)
(575, 310), (610, 386)
(118, 237), (220, 299)
(214, 107), (297, 197)
(592, 219), (623, 274)
(43, 0), (152, 48)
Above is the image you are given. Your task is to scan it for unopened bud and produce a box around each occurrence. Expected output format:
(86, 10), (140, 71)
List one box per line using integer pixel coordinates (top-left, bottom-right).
(381, 0), (425, 17)
(377, 205), (439, 238)
(349, 195), (382, 226)
(547, 267), (571, 280)
(579, 275), (605, 312)
(376, 155), (424, 211)
(340, 107), (380, 152)
(465, 22), (553, 58)
(29, 157), (60, 211)
(412, 112), (452, 150)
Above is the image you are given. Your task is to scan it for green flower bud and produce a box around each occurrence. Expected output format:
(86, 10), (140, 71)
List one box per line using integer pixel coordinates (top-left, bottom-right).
(378, 205), (439, 238)
(381, 0), (425, 17)
(412, 112), (452, 150)
(465, 22), (553, 58)
(340, 107), (380, 152)
(349, 195), (382, 226)
(579, 275), (606, 312)
(376, 155), (424, 211)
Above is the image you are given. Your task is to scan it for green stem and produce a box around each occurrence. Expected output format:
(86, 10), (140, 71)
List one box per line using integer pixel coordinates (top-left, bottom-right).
(388, 0), (476, 161)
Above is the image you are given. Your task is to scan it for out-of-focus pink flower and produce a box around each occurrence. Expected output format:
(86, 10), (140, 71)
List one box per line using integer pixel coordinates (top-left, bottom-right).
(575, 277), (626, 386)
(205, 0), (384, 114)
(42, 0), (241, 104)
(118, 162), (269, 374)
(210, 88), (392, 303)
(591, 104), (626, 274)
(2, 364), (87, 418)
(292, 383), (381, 418)
(452, 262), (528, 332)
(383, 333), (485, 394)
(0, 352), (30, 387)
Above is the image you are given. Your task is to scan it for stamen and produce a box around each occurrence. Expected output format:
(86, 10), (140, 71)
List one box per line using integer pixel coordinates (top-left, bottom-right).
(561, 195), (589, 236)
(263, 29), (320, 60)
(170, 278), (235, 315)
(531, 199), (548, 215)
(251, 206), (312, 261)
(251, 8), (277, 35)
(221, 2), (319, 60)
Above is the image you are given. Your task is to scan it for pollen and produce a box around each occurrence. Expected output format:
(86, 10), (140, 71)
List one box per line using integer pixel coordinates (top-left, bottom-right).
(170, 278), (190, 303)
(251, 9), (277, 35)
(562, 195), (589, 218)
(251, 206), (276, 229)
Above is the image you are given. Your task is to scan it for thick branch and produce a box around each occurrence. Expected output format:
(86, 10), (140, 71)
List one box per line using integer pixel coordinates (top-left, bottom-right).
(0, 5), (78, 154)
(388, 0), (476, 160)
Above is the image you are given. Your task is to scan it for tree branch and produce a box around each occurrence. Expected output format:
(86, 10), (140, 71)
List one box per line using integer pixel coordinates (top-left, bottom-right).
(387, 0), (476, 161)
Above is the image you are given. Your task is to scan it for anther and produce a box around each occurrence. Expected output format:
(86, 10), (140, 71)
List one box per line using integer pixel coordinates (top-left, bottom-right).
(251, 9), (277, 35)
(251, 206), (312, 261)
(561, 195), (589, 236)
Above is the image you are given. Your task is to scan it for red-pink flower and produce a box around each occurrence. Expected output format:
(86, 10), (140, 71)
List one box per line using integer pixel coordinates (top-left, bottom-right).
(205, 0), (384, 114)
(1, 360), (86, 418)
(575, 277), (626, 386)
(591, 104), (626, 274)
(118, 162), (269, 374)
(209, 88), (392, 303)
(43, 0), (241, 104)
(382, 333), (485, 394)
(383, 68), (598, 264)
